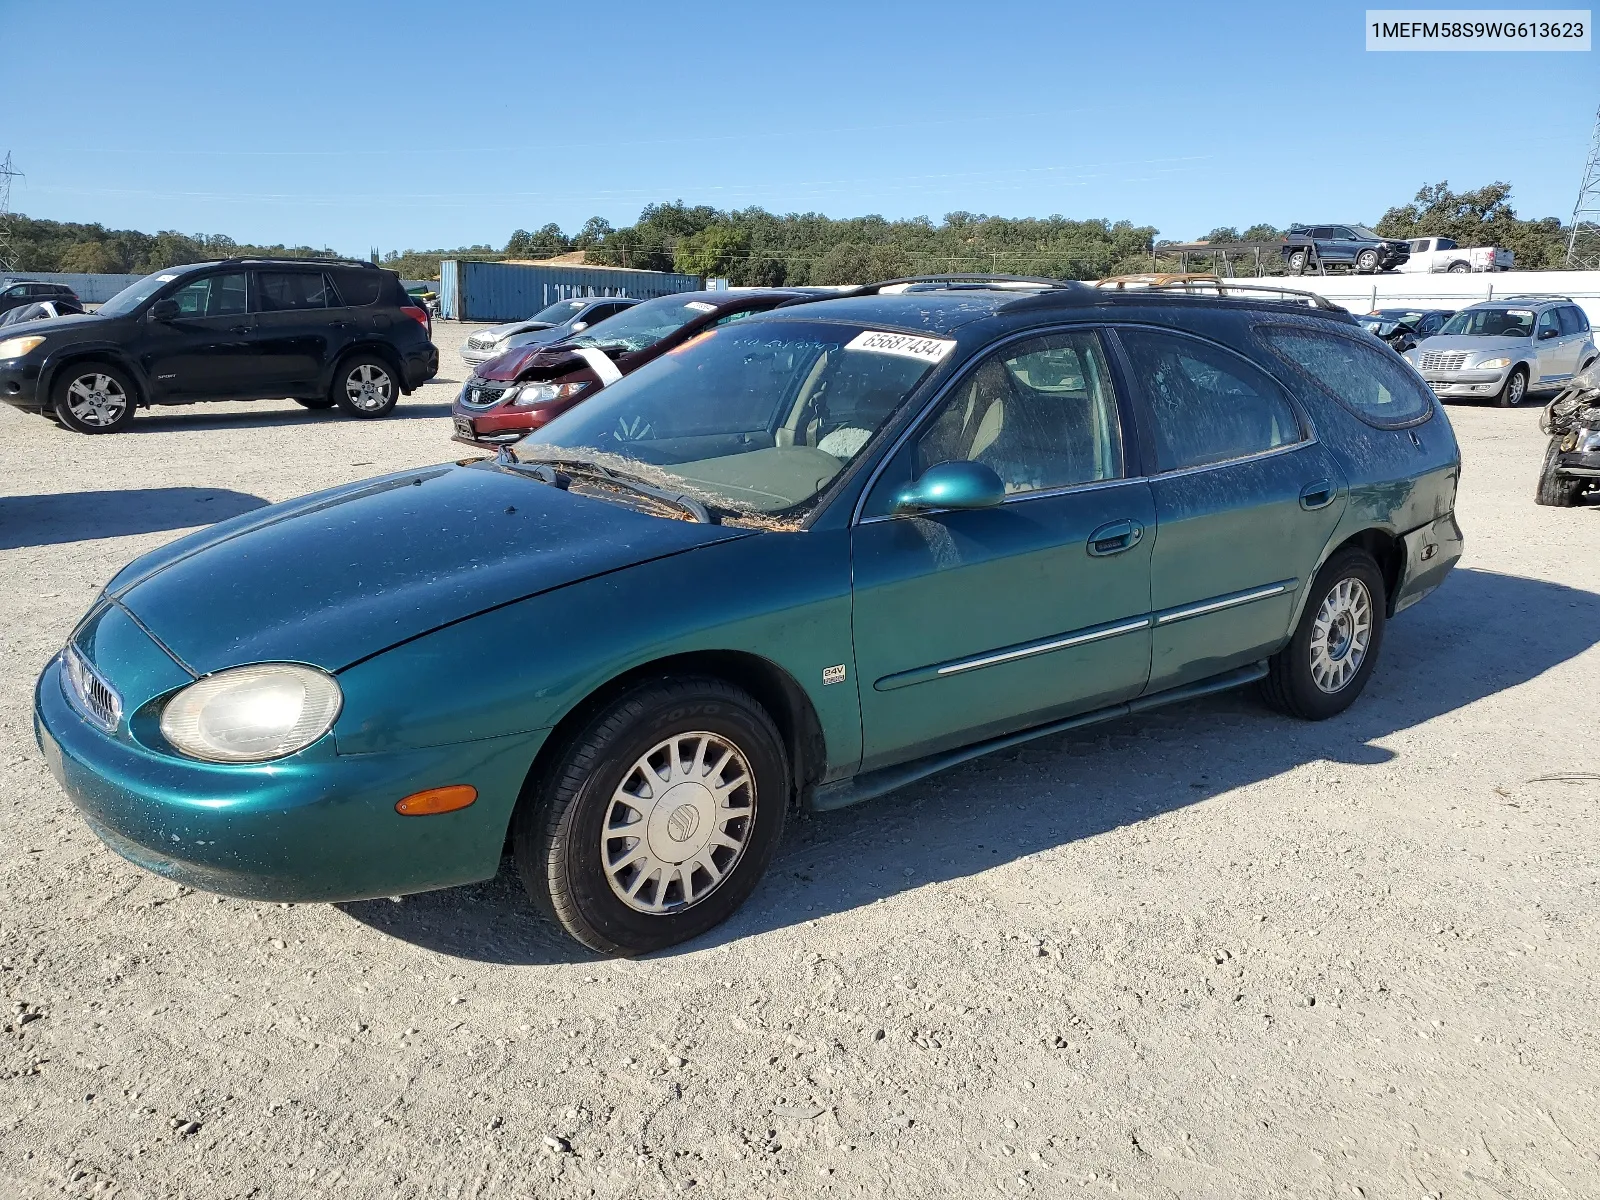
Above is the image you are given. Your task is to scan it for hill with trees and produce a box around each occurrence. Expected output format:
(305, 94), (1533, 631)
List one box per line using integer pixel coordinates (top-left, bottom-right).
(4, 181), (1574, 283)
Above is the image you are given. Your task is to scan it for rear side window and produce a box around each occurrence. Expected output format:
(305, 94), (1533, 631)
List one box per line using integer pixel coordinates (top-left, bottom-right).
(330, 268), (383, 306)
(1116, 328), (1301, 472)
(1259, 326), (1434, 428)
(1558, 306), (1587, 336)
(257, 271), (332, 312)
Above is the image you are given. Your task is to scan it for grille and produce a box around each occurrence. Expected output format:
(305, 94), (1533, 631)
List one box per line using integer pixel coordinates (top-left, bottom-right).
(466, 334), (494, 349)
(1419, 351), (1468, 372)
(461, 383), (508, 408)
(62, 645), (122, 732)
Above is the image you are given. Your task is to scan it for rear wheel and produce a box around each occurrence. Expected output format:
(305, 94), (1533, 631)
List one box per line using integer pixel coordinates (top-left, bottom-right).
(52, 362), (137, 434)
(514, 676), (790, 955)
(1535, 439), (1586, 507)
(1447, 261), (1471, 274)
(1262, 548), (1386, 721)
(332, 354), (398, 418)
(1287, 250), (1308, 275)
(1495, 367), (1527, 409)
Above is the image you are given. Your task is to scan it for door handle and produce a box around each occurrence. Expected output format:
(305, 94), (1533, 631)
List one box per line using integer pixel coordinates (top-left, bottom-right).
(228, 324), (252, 334)
(1299, 480), (1335, 510)
(1087, 519), (1143, 557)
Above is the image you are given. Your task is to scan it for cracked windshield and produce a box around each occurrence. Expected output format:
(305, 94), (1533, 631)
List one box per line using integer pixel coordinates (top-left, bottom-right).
(522, 320), (952, 513)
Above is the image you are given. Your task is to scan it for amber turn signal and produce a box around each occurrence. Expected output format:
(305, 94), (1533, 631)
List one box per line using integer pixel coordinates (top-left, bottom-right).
(395, 785), (478, 816)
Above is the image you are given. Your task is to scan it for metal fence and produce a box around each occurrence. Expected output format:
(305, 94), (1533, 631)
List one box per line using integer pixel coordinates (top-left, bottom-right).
(437, 260), (702, 322)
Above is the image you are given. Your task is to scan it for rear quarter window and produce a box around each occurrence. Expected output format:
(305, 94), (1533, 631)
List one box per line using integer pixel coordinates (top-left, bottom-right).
(329, 268), (384, 306)
(1257, 325), (1434, 429)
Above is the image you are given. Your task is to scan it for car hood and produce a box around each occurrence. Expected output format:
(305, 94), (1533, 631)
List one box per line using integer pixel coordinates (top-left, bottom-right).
(476, 341), (605, 382)
(481, 319), (555, 340)
(3, 310), (102, 338)
(108, 462), (752, 675)
(1407, 334), (1530, 358)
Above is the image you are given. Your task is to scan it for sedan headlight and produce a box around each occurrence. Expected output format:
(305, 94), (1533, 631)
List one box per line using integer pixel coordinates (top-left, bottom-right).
(509, 381), (590, 408)
(160, 664), (342, 763)
(0, 335), (46, 359)
(1476, 357), (1512, 370)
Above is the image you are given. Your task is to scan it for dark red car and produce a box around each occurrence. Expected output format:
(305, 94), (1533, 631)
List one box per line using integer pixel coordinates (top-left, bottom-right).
(451, 288), (821, 447)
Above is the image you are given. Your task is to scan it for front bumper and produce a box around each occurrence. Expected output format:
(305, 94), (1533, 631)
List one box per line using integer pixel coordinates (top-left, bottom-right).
(460, 344), (501, 369)
(1553, 448), (1600, 478)
(0, 357), (44, 410)
(450, 398), (558, 448)
(1417, 368), (1508, 399)
(35, 656), (545, 902)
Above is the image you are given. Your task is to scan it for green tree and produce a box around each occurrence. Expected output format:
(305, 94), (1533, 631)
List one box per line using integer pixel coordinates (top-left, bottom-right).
(1376, 180), (1568, 269)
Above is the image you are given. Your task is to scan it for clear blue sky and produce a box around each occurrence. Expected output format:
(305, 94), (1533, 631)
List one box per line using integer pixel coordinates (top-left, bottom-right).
(5, 0), (1595, 254)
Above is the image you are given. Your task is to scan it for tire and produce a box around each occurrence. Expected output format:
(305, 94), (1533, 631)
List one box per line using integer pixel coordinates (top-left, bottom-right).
(294, 396), (337, 410)
(514, 676), (790, 955)
(1287, 250), (1307, 276)
(1355, 249), (1380, 274)
(51, 361), (137, 434)
(1535, 438), (1586, 507)
(1495, 366), (1528, 409)
(1447, 261), (1471, 274)
(1261, 547), (1386, 721)
(332, 354), (399, 418)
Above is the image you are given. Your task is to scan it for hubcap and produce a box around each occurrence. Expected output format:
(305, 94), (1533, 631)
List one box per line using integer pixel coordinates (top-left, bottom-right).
(344, 363), (393, 411)
(1309, 577), (1373, 694)
(600, 731), (756, 915)
(1506, 374), (1525, 406)
(66, 373), (128, 427)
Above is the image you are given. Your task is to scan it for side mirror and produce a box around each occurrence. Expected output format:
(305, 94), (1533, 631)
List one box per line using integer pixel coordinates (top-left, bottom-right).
(893, 461), (1006, 515)
(1539, 328), (1559, 340)
(149, 299), (180, 322)
(570, 321), (588, 332)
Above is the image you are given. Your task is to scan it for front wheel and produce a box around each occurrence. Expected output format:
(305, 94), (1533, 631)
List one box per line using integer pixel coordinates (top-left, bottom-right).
(1355, 249), (1380, 273)
(1495, 367), (1527, 409)
(52, 362), (137, 434)
(332, 354), (398, 418)
(514, 676), (790, 955)
(1261, 548), (1386, 721)
(1535, 439), (1586, 507)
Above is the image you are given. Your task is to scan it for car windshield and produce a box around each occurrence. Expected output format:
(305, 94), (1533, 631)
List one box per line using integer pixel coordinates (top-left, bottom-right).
(97, 269), (189, 317)
(529, 299), (591, 324)
(567, 295), (720, 352)
(1440, 308), (1534, 337)
(519, 319), (952, 517)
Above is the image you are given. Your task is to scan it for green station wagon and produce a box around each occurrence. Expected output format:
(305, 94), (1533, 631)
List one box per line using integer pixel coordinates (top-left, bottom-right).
(35, 277), (1463, 955)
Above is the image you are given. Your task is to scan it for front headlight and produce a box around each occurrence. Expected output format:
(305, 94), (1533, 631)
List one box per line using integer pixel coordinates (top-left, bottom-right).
(0, 335), (46, 359)
(1476, 357), (1512, 370)
(159, 664), (342, 763)
(510, 381), (590, 408)
(1577, 427), (1600, 452)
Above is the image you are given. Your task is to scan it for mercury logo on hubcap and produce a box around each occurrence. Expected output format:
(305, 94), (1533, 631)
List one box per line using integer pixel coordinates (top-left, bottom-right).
(666, 804), (700, 843)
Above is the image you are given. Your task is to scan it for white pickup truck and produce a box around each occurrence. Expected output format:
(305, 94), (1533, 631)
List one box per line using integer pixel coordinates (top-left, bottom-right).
(1397, 237), (1514, 274)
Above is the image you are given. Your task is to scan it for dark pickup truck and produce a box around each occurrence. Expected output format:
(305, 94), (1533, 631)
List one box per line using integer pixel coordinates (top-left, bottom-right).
(1283, 224), (1410, 275)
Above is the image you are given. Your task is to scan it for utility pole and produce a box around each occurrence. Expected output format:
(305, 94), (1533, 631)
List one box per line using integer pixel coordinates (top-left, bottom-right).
(0, 152), (23, 274)
(1566, 103), (1600, 269)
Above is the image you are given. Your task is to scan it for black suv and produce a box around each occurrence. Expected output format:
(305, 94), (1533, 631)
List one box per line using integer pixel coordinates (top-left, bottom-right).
(0, 258), (439, 433)
(1282, 225), (1410, 275)
(1, 279), (81, 318)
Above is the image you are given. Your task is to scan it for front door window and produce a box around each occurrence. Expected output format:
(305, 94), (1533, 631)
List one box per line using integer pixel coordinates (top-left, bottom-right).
(167, 273), (248, 318)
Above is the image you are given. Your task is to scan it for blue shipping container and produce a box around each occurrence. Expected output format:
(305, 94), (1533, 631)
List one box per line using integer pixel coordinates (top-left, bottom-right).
(438, 260), (702, 322)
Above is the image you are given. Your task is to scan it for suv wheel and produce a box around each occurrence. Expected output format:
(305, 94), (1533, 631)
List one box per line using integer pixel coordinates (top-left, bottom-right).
(52, 362), (137, 434)
(1355, 249), (1380, 273)
(333, 355), (398, 418)
(1287, 250), (1308, 275)
(1261, 547), (1386, 720)
(514, 676), (789, 955)
(1495, 366), (1527, 409)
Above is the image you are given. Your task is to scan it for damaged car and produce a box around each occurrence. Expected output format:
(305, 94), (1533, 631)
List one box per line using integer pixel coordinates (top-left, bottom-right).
(1536, 360), (1600, 507)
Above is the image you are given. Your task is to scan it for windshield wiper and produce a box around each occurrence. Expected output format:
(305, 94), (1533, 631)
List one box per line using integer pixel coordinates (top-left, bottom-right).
(503, 449), (717, 524)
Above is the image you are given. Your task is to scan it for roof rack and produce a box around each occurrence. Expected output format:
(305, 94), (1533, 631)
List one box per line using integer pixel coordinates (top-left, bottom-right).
(1496, 294), (1571, 302)
(213, 255), (379, 269)
(847, 274), (1082, 297)
(1092, 274), (1346, 313)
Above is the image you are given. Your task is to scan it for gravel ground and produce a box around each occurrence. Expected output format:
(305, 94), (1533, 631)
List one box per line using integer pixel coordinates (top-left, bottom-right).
(1, 322), (1596, 1199)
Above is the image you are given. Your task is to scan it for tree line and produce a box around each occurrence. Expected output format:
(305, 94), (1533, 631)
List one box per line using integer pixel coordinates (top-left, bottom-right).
(3, 181), (1575, 283)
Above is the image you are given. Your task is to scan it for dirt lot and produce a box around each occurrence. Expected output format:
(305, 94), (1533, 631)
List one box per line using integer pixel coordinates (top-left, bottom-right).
(1, 321), (1596, 1200)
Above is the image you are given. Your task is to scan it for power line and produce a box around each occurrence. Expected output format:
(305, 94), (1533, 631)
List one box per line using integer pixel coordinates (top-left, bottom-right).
(1567, 102), (1600, 269)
